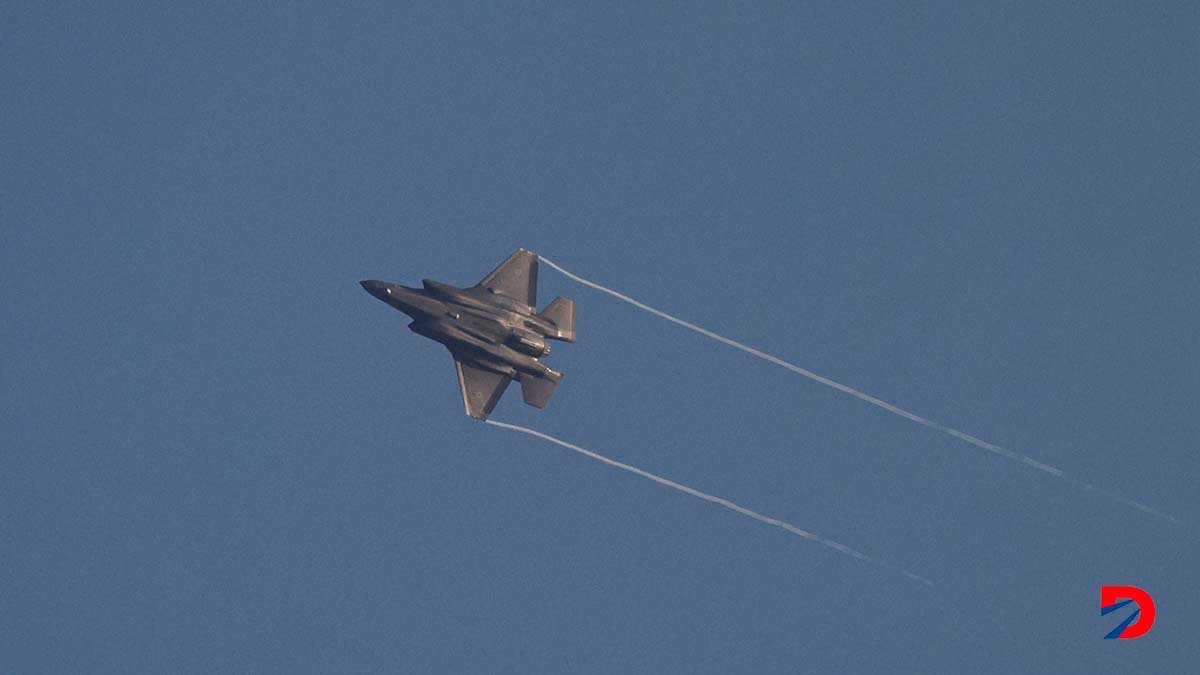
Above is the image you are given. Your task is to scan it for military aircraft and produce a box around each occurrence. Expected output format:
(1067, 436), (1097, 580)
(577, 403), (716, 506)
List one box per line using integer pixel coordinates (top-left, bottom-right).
(360, 249), (575, 420)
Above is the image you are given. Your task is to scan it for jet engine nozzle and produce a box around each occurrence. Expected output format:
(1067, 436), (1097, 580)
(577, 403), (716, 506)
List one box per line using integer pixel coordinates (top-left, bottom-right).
(505, 330), (550, 357)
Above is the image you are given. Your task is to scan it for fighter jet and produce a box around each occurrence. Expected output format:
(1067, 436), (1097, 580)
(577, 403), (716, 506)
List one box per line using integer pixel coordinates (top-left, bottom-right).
(360, 249), (575, 420)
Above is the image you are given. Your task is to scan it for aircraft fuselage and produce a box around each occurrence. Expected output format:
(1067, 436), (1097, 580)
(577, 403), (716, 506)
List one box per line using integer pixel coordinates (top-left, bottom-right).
(359, 279), (559, 380)
(360, 248), (574, 420)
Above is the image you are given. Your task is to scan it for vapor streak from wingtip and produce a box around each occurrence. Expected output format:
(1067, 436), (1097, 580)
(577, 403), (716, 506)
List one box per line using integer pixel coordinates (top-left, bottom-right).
(537, 255), (1175, 523)
(485, 419), (936, 587)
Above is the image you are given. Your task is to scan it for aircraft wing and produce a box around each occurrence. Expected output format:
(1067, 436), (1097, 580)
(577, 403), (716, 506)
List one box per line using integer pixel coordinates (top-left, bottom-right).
(451, 353), (513, 420)
(474, 249), (538, 307)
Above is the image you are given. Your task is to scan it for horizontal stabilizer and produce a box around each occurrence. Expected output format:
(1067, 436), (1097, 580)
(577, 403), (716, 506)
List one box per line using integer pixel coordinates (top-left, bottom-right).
(539, 296), (576, 342)
(520, 374), (560, 409)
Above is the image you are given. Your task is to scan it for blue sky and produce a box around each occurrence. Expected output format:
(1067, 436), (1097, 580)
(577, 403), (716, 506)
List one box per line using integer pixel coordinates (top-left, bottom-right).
(3, 3), (1197, 672)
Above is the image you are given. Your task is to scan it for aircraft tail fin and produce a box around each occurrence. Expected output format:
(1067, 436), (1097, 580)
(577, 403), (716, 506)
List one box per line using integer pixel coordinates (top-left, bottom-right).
(519, 372), (560, 409)
(539, 297), (576, 342)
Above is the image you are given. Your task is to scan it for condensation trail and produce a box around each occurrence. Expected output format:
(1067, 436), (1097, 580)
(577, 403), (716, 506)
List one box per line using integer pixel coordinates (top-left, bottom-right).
(538, 255), (1176, 523)
(485, 419), (935, 587)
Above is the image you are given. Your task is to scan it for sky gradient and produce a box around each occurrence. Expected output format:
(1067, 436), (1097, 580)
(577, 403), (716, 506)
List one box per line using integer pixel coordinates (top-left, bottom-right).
(4, 3), (1198, 672)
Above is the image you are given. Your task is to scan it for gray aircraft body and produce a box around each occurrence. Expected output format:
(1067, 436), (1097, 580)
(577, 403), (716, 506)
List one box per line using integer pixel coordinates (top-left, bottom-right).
(360, 249), (575, 420)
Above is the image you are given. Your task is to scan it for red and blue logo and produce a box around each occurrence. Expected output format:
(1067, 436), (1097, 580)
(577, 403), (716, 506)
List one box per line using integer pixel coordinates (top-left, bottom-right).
(1101, 585), (1155, 639)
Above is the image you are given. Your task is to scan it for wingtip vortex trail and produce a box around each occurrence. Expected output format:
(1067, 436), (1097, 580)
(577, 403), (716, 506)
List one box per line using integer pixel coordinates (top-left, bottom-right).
(537, 254), (1178, 524)
(484, 418), (935, 587)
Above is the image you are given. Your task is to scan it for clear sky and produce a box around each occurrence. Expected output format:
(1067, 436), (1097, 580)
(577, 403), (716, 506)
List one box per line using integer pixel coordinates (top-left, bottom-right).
(3, 3), (1197, 672)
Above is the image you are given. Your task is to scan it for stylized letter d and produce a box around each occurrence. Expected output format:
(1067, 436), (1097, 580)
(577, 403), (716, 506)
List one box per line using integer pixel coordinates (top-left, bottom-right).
(1101, 585), (1155, 639)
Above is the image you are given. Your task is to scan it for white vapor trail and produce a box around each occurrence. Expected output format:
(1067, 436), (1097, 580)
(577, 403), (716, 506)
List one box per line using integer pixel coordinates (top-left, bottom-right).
(485, 419), (934, 587)
(538, 255), (1175, 523)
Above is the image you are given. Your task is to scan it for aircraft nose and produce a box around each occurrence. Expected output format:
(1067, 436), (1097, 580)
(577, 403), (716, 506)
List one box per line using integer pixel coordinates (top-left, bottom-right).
(360, 280), (389, 299)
